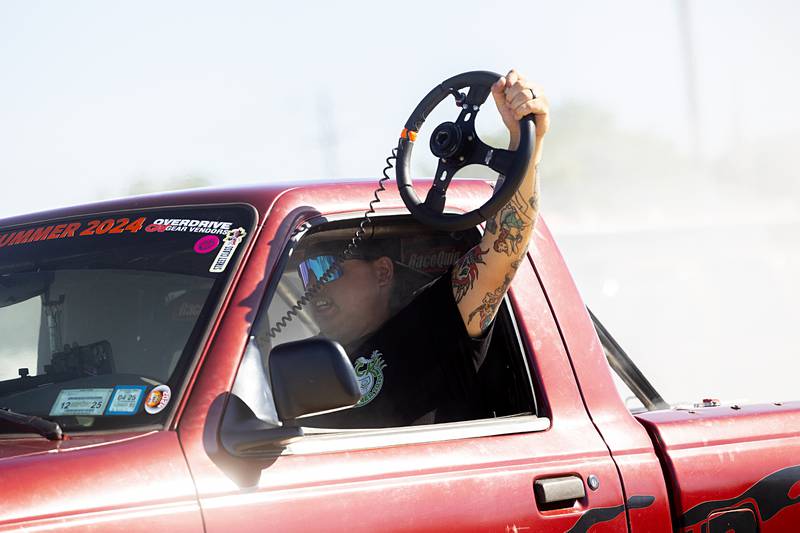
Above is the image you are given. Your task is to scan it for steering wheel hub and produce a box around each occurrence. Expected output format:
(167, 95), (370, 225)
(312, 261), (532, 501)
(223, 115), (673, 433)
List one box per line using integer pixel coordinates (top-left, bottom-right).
(429, 122), (463, 159)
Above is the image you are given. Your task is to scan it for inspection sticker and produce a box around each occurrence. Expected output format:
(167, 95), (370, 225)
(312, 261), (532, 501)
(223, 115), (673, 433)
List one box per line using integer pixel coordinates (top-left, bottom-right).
(144, 384), (172, 415)
(49, 388), (114, 416)
(105, 385), (147, 416)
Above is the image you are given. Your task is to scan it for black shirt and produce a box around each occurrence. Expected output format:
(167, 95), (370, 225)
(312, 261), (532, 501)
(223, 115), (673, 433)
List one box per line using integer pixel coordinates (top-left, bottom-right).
(303, 273), (493, 428)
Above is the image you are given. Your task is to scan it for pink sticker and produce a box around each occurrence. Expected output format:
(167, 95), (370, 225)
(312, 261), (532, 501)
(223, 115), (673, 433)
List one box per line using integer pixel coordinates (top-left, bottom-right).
(194, 235), (220, 254)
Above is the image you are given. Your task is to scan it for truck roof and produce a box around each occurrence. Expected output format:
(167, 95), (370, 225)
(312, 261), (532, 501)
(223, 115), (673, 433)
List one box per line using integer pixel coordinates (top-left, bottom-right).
(0, 179), (497, 229)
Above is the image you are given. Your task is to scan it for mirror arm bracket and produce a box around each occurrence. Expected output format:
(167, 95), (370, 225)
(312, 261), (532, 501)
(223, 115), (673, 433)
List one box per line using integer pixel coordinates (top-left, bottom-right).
(220, 394), (304, 458)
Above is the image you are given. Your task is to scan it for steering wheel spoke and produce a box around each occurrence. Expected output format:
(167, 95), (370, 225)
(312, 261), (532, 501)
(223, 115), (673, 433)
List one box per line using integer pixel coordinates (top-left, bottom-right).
(482, 146), (515, 177)
(424, 159), (460, 213)
(465, 84), (492, 107)
(454, 106), (478, 129)
(434, 158), (459, 184)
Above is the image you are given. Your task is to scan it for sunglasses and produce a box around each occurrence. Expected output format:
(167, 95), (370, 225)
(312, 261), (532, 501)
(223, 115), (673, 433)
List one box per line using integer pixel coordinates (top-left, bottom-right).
(297, 255), (344, 289)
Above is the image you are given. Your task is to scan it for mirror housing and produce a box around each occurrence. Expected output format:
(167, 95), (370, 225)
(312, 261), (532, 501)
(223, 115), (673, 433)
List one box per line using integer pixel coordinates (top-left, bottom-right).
(219, 338), (360, 457)
(270, 338), (361, 421)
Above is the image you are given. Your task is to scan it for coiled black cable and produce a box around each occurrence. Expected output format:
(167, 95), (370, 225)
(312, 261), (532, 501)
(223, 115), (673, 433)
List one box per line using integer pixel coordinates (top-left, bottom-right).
(267, 147), (398, 339)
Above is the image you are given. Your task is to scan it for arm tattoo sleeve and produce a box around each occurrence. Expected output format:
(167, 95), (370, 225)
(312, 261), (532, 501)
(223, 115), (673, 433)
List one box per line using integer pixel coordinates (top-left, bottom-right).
(467, 274), (513, 332)
(491, 190), (536, 256)
(451, 245), (489, 304)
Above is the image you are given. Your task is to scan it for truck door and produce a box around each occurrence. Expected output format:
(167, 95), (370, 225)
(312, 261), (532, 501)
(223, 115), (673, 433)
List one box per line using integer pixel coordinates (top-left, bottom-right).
(176, 185), (630, 533)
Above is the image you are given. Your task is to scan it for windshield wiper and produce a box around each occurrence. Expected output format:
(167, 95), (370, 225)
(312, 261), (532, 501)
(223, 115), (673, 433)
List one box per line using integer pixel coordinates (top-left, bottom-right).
(0, 407), (64, 440)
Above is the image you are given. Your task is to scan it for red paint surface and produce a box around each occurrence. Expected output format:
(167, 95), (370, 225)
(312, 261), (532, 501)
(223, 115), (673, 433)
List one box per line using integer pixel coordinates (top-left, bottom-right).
(0, 432), (202, 531)
(789, 479), (800, 500)
(638, 404), (800, 531)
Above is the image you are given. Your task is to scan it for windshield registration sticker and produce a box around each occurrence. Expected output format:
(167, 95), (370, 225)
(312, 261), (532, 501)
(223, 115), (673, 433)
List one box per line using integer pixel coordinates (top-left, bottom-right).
(105, 385), (147, 415)
(49, 388), (114, 416)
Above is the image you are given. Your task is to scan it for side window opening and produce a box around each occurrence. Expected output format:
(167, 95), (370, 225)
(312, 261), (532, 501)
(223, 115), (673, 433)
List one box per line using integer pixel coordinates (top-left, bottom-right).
(249, 215), (538, 431)
(477, 302), (537, 418)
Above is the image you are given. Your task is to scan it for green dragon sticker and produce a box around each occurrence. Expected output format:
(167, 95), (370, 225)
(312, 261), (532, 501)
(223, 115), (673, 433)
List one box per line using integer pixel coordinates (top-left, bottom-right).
(353, 350), (387, 407)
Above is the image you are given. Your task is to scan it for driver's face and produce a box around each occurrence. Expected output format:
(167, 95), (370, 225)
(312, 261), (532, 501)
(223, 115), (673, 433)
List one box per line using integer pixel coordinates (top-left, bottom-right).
(310, 258), (393, 348)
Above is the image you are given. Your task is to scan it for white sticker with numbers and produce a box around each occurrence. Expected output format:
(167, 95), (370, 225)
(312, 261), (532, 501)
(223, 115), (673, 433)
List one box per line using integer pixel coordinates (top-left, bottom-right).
(49, 388), (113, 416)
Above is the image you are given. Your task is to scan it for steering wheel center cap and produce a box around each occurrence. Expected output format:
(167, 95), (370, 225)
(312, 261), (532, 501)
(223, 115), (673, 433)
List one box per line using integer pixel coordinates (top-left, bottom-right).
(429, 122), (463, 159)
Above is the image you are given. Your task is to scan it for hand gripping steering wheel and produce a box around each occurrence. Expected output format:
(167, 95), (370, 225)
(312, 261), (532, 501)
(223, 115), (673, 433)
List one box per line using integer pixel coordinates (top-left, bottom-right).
(395, 70), (536, 232)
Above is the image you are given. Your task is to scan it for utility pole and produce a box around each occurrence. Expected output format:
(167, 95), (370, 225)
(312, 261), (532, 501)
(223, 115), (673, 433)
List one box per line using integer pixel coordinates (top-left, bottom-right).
(676, 0), (701, 164)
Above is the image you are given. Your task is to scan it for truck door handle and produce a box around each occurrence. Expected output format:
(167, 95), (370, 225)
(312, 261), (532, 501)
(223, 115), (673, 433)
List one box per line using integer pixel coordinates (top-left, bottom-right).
(534, 476), (586, 505)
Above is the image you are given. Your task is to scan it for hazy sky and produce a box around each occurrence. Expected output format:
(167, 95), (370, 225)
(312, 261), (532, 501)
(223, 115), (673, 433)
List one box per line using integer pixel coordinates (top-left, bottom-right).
(2, 0), (799, 216)
(1, 1), (799, 405)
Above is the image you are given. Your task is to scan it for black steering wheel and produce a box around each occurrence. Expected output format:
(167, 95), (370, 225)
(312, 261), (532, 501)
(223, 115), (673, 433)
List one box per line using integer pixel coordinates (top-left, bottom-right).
(395, 70), (536, 232)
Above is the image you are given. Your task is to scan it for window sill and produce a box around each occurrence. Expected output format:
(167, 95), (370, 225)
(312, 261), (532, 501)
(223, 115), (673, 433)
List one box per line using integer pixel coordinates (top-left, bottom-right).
(281, 414), (550, 455)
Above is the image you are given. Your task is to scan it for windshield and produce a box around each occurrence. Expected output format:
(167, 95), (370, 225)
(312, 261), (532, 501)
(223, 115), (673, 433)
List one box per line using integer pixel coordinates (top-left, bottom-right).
(0, 205), (254, 434)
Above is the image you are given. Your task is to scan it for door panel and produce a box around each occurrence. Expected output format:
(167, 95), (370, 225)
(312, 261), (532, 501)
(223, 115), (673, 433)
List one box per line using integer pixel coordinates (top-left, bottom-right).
(182, 240), (627, 532)
(201, 438), (624, 533)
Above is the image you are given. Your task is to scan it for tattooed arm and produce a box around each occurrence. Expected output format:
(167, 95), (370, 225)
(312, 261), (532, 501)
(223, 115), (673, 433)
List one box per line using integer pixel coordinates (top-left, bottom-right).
(451, 69), (550, 337)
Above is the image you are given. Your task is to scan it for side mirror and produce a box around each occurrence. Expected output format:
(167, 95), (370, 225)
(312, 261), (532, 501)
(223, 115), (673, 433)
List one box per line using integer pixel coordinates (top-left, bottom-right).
(219, 338), (360, 457)
(270, 338), (361, 421)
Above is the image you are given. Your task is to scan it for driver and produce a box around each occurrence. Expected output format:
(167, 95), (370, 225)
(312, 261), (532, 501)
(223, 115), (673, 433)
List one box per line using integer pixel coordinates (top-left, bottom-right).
(300, 69), (549, 428)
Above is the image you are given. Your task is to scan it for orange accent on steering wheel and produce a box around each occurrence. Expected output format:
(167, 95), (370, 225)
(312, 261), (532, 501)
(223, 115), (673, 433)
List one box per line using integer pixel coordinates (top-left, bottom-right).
(400, 128), (418, 142)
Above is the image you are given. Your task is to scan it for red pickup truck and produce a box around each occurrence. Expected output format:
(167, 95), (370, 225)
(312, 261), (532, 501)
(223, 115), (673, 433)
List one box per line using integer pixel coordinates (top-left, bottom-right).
(0, 179), (798, 532)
